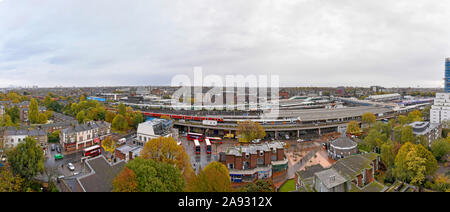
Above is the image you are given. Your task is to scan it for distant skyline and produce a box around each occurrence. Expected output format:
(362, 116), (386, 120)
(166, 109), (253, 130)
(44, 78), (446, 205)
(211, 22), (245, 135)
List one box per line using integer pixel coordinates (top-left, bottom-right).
(1, 0), (450, 88)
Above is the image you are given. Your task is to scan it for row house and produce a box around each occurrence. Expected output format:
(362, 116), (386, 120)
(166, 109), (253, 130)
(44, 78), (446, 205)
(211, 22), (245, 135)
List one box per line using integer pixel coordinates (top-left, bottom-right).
(219, 141), (288, 188)
(60, 121), (111, 152)
(2, 127), (47, 149)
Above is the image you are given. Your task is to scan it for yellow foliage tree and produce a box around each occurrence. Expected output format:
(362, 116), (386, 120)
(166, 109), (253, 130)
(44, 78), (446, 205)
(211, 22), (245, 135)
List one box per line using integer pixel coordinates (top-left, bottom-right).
(237, 121), (266, 143)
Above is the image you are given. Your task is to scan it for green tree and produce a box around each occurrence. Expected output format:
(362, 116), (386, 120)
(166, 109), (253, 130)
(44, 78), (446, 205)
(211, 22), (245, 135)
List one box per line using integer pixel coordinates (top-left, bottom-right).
(76, 110), (86, 124)
(398, 115), (409, 125)
(431, 138), (450, 162)
(186, 162), (231, 192)
(28, 98), (39, 124)
(401, 126), (414, 144)
(408, 110), (423, 123)
(112, 167), (139, 192)
(239, 180), (275, 192)
(0, 114), (15, 127)
(380, 141), (395, 170)
(7, 137), (45, 180)
(112, 114), (128, 132)
(118, 103), (127, 117)
(6, 106), (20, 124)
(38, 113), (48, 124)
(114, 157), (185, 192)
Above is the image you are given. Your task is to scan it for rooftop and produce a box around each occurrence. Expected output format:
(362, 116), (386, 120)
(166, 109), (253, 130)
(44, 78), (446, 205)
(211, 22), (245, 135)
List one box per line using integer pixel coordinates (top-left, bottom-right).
(330, 137), (357, 149)
(77, 156), (125, 192)
(225, 141), (286, 157)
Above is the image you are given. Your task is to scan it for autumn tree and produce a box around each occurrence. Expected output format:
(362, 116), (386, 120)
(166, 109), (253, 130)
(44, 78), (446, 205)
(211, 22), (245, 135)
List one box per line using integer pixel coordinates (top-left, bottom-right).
(236, 121), (266, 143)
(347, 121), (361, 136)
(76, 110), (86, 124)
(186, 162), (231, 192)
(362, 112), (376, 128)
(398, 115), (409, 125)
(393, 142), (438, 186)
(113, 157), (185, 192)
(0, 163), (25, 192)
(112, 167), (139, 192)
(101, 136), (116, 160)
(408, 110), (423, 123)
(140, 137), (194, 182)
(7, 137), (45, 180)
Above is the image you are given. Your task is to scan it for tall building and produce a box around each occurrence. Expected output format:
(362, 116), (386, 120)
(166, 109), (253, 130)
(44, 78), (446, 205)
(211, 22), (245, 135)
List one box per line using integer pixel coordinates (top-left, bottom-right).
(431, 58), (450, 124)
(446, 58), (450, 93)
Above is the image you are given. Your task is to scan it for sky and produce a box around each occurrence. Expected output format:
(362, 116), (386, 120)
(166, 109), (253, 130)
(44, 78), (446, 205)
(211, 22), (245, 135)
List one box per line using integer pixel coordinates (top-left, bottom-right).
(0, 0), (450, 88)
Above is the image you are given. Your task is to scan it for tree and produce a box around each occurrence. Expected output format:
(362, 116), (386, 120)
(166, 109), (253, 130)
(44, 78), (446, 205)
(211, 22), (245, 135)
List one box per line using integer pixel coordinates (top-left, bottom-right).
(431, 175), (450, 192)
(236, 121), (266, 143)
(347, 121), (361, 136)
(112, 114), (128, 132)
(380, 141), (395, 170)
(393, 142), (438, 186)
(118, 103), (127, 117)
(408, 110), (423, 123)
(114, 157), (185, 192)
(140, 137), (194, 181)
(38, 113), (48, 124)
(105, 111), (116, 123)
(101, 136), (116, 159)
(362, 112), (376, 128)
(401, 126), (414, 144)
(7, 137), (45, 180)
(0, 114), (15, 127)
(398, 115), (409, 125)
(0, 163), (25, 192)
(28, 98), (39, 124)
(431, 138), (450, 162)
(48, 130), (60, 143)
(6, 106), (20, 124)
(186, 162), (231, 192)
(76, 110), (86, 124)
(239, 180), (275, 192)
(112, 167), (139, 192)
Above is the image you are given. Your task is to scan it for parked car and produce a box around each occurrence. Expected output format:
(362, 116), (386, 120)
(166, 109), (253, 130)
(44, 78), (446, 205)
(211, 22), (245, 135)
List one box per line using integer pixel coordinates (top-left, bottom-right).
(67, 163), (75, 171)
(251, 139), (261, 144)
(51, 144), (55, 151)
(1, 156), (7, 163)
(56, 146), (61, 153)
(54, 154), (64, 160)
(297, 139), (304, 143)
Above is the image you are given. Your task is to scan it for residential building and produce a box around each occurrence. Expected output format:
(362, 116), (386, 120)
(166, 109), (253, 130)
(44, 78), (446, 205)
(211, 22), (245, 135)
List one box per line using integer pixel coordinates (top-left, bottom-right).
(296, 153), (386, 192)
(219, 141), (288, 188)
(2, 128), (47, 149)
(60, 121), (111, 152)
(408, 121), (442, 147)
(430, 93), (450, 124)
(136, 119), (173, 146)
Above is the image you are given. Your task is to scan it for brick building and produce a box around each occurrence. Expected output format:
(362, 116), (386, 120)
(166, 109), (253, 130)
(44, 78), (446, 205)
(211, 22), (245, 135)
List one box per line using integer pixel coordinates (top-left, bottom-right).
(219, 141), (288, 188)
(60, 121), (111, 152)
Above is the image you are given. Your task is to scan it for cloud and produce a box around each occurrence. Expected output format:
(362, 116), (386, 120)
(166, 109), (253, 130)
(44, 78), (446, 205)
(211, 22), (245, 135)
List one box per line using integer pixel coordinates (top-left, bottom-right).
(0, 0), (449, 88)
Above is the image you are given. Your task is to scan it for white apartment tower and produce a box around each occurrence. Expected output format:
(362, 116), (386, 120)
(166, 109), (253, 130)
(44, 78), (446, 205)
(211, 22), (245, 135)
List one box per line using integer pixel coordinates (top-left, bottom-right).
(430, 93), (450, 124)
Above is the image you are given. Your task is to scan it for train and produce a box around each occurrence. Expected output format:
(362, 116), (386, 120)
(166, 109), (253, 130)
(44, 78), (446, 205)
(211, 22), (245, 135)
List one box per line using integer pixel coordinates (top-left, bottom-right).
(142, 112), (225, 123)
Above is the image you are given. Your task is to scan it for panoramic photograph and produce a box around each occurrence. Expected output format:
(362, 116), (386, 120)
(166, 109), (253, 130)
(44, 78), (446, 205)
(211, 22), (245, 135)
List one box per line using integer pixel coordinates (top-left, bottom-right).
(0, 0), (449, 208)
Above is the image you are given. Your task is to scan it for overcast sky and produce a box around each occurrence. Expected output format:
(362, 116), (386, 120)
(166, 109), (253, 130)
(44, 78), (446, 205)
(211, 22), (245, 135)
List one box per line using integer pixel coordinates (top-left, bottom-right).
(0, 0), (449, 88)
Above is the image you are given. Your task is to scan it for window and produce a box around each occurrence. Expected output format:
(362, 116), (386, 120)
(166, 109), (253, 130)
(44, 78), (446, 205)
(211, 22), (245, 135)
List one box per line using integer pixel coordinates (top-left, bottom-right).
(259, 151), (264, 156)
(228, 163), (234, 169)
(245, 153), (249, 159)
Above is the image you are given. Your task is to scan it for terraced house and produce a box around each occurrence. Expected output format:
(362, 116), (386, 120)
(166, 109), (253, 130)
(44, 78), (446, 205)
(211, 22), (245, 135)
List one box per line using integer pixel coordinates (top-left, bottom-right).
(296, 153), (387, 192)
(2, 127), (47, 149)
(219, 141), (288, 188)
(60, 121), (111, 152)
